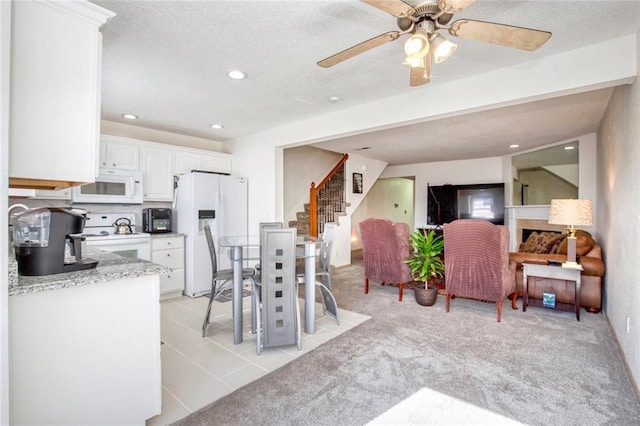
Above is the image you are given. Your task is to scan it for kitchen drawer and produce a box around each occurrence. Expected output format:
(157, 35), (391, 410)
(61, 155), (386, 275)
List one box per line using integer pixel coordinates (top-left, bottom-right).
(160, 268), (184, 295)
(152, 248), (184, 269)
(151, 236), (184, 251)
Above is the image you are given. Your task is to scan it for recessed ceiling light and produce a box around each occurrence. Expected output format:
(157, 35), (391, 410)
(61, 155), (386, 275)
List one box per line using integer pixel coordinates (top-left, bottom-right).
(210, 124), (224, 129)
(227, 70), (247, 80)
(564, 146), (575, 150)
(509, 144), (519, 148)
(329, 96), (341, 103)
(122, 113), (138, 120)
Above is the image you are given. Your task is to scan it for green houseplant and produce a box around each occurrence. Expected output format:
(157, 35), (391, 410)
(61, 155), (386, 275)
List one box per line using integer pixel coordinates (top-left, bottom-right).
(405, 229), (445, 306)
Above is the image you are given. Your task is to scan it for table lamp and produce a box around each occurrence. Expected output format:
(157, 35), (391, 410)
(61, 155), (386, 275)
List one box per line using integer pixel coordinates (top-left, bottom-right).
(548, 199), (593, 268)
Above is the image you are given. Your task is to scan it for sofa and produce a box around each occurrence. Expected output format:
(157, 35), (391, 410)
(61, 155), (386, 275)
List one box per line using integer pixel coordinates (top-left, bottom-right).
(509, 230), (605, 313)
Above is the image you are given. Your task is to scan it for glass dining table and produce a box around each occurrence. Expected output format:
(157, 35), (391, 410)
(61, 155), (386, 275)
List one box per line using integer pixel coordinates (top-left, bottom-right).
(217, 234), (321, 345)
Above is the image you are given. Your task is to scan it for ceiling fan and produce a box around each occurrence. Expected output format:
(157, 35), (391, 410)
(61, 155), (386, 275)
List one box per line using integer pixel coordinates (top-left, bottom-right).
(317, 0), (552, 87)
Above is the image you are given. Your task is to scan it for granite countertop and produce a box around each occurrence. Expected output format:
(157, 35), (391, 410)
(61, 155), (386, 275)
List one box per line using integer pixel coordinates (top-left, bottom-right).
(9, 248), (170, 297)
(150, 233), (186, 238)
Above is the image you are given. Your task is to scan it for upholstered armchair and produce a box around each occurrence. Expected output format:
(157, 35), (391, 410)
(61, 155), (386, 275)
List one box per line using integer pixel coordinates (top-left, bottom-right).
(444, 219), (518, 322)
(359, 218), (413, 301)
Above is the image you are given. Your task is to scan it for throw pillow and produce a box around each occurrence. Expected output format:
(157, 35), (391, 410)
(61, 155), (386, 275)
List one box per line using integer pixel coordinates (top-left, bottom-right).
(519, 231), (565, 254)
(557, 230), (596, 256)
(550, 233), (568, 253)
(519, 232), (539, 253)
(535, 231), (564, 254)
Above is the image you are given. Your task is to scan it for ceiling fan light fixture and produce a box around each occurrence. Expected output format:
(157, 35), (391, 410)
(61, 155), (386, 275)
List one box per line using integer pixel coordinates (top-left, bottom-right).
(403, 30), (430, 68)
(431, 33), (457, 64)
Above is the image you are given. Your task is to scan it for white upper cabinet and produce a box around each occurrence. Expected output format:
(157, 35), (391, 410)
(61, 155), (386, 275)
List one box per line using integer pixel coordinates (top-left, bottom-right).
(97, 135), (232, 201)
(173, 151), (201, 176)
(200, 152), (232, 175)
(174, 149), (231, 176)
(140, 147), (174, 201)
(9, 0), (115, 189)
(101, 136), (140, 170)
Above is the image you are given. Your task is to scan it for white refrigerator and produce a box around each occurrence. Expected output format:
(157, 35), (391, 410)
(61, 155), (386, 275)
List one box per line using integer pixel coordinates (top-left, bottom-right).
(175, 171), (248, 297)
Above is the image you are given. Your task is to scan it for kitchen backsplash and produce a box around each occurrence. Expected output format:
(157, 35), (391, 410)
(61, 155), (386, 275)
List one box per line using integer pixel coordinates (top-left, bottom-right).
(8, 199), (172, 231)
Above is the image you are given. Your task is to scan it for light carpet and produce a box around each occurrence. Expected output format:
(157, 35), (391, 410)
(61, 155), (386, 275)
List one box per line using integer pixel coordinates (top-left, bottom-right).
(174, 253), (640, 425)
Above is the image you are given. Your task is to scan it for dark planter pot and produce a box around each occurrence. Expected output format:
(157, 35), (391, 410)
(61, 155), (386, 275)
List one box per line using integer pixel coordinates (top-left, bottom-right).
(414, 282), (438, 306)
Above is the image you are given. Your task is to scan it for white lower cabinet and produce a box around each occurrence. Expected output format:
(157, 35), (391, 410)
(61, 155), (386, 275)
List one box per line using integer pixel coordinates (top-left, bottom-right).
(151, 235), (185, 299)
(10, 275), (162, 424)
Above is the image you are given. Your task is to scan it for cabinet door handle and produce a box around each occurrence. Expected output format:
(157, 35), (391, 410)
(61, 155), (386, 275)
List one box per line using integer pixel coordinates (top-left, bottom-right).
(166, 253), (171, 257)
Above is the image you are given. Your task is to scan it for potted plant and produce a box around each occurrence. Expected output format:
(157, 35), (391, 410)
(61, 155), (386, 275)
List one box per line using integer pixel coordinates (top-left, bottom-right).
(405, 229), (445, 306)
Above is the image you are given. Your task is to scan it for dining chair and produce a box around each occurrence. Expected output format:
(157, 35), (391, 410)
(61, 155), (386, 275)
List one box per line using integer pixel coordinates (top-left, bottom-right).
(296, 223), (339, 325)
(254, 222), (283, 272)
(253, 227), (301, 355)
(201, 223), (256, 338)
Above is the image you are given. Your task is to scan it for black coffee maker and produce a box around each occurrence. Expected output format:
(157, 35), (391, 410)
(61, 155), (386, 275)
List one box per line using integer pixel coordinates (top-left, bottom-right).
(12, 207), (98, 276)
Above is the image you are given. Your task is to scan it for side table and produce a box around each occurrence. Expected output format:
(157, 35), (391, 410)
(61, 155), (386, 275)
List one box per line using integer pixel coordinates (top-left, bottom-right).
(522, 262), (583, 321)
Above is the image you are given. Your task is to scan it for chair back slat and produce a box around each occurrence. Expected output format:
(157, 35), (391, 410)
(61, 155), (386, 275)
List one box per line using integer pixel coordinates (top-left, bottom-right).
(261, 228), (298, 349)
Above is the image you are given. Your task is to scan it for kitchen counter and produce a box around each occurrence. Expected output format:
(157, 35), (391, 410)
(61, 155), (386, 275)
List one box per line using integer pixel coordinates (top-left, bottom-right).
(149, 232), (186, 238)
(9, 247), (164, 424)
(8, 248), (169, 296)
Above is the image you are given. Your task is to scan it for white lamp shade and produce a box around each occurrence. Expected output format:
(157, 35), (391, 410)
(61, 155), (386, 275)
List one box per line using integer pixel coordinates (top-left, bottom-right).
(431, 33), (457, 63)
(404, 31), (430, 57)
(548, 199), (593, 227)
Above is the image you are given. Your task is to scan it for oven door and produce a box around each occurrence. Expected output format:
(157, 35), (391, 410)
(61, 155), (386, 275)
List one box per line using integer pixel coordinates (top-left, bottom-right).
(86, 236), (151, 261)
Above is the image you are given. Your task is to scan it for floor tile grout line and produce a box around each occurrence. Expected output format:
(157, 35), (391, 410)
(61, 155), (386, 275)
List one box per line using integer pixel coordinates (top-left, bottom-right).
(161, 339), (235, 395)
(165, 329), (273, 381)
(161, 385), (193, 415)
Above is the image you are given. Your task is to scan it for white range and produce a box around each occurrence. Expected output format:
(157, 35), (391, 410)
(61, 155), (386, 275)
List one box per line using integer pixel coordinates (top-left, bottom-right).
(82, 212), (151, 261)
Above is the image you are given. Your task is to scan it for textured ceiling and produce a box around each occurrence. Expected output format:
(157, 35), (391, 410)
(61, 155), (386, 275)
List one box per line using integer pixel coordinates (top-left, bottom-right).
(312, 88), (614, 164)
(93, 0), (640, 165)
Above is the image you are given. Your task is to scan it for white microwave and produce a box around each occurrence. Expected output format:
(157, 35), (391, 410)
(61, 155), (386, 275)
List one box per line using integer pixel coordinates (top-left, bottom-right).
(72, 168), (143, 204)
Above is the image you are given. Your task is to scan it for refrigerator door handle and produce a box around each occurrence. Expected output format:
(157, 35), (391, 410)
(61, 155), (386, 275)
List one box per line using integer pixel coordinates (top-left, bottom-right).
(172, 175), (179, 209)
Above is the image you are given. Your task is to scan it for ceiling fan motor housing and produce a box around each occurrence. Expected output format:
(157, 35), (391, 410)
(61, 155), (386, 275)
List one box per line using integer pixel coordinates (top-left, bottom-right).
(397, 3), (444, 33)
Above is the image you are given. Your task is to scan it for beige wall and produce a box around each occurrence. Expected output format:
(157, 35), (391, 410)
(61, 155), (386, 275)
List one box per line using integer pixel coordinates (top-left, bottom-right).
(351, 177), (415, 250)
(515, 168), (578, 205)
(596, 30), (640, 390)
(101, 120), (224, 152)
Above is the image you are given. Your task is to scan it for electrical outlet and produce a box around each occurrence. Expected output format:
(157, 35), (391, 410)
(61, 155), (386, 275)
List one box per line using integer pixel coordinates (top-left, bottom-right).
(626, 316), (631, 333)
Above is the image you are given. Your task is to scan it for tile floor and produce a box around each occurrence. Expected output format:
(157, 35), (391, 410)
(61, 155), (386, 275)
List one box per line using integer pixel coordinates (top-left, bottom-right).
(147, 289), (370, 425)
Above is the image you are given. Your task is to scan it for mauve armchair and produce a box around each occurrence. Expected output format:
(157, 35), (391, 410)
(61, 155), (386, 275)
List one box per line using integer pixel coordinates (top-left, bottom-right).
(444, 219), (518, 322)
(359, 218), (414, 301)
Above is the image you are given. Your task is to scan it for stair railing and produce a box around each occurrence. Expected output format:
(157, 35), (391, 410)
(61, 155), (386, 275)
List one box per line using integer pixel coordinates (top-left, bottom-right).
(309, 153), (349, 237)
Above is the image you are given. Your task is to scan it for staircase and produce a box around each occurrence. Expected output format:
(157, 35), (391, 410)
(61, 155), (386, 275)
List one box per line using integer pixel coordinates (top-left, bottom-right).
(288, 154), (350, 237)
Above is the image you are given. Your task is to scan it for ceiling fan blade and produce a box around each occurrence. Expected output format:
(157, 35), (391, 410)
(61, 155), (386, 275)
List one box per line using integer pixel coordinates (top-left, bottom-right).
(317, 31), (400, 68)
(448, 19), (552, 51)
(410, 52), (432, 87)
(361, 0), (416, 17)
(438, 0), (476, 14)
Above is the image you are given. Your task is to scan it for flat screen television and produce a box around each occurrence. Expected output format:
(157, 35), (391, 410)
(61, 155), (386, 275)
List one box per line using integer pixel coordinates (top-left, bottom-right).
(428, 183), (505, 225)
